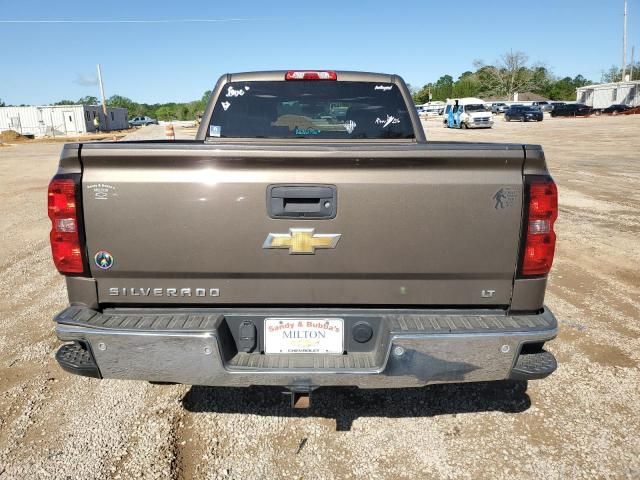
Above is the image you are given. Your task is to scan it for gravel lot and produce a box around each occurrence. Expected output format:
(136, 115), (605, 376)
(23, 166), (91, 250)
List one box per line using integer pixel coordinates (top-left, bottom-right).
(1, 115), (639, 479)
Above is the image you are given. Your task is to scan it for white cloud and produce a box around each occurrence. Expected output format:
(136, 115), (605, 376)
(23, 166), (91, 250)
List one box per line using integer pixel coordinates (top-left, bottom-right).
(73, 73), (98, 86)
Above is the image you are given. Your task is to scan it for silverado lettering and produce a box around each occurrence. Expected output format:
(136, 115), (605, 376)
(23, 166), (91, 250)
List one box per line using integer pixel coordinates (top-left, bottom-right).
(108, 288), (221, 297)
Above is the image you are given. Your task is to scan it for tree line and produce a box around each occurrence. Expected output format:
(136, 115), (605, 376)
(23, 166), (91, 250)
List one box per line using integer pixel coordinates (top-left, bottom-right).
(47, 92), (212, 121)
(412, 50), (640, 104)
(0, 93), (212, 121)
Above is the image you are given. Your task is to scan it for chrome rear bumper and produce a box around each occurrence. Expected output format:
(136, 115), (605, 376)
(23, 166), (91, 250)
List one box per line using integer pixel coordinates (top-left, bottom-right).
(54, 306), (557, 388)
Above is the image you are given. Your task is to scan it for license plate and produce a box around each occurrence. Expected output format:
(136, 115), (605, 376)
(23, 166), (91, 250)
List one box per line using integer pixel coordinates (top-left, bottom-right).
(264, 318), (344, 354)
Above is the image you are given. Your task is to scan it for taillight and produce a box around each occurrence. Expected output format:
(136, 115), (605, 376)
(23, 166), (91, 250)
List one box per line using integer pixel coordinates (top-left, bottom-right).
(520, 177), (558, 276)
(48, 175), (85, 274)
(285, 70), (337, 81)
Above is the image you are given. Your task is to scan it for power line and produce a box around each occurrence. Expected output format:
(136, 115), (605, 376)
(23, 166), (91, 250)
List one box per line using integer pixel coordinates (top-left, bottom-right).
(0, 18), (263, 24)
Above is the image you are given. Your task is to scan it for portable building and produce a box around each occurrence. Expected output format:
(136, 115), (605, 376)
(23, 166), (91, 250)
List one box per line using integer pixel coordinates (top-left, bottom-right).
(0, 105), (128, 136)
(576, 81), (640, 109)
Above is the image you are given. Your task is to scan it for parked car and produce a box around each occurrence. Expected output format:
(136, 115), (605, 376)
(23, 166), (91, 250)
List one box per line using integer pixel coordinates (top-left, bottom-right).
(599, 104), (632, 115)
(424, 106), (445, 117)
(128, 116), (158, 126)
(418, 104), (446, 117)
(550, 103), (592, 117)
(531, 101), (552, 112)
(490, 102), (509, 114)
(548, 102), (566, 111)
(49, 70), (558, 406)
(504, 105), (544, 122)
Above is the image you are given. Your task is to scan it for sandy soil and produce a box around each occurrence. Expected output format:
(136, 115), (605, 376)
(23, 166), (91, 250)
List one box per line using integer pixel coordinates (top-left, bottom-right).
(0, 130), (132, 145)
(0, 116), (639, 479)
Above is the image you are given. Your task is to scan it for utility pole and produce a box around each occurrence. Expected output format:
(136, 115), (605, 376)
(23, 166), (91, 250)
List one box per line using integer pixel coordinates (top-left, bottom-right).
(97, 64), (108, 130)
(622, 0), (628, 81)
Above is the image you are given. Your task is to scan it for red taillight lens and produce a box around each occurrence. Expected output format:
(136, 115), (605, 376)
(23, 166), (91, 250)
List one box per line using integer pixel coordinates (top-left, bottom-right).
(521, 178), (558, 276)
(48, 177), (85, 274)
(285, 70), (337, 81)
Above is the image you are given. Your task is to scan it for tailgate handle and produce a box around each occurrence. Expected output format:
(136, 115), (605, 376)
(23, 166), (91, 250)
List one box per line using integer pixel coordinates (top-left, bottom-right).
(268, 185), (337, 219)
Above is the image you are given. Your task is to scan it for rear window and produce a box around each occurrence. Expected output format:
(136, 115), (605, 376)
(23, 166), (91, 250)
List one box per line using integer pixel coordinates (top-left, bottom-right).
(207, 81), (415, 139)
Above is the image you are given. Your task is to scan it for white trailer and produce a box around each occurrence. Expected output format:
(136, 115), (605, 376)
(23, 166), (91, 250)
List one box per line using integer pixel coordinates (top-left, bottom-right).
(576, 81), (640, 109)
(0, 105), (128, 136)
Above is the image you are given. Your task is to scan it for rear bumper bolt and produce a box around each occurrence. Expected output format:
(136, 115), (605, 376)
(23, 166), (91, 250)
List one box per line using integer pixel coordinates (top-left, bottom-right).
(97, 342), (107, 351)
(393, 346), (405, 357)
(501, 345), (510, 353)
(203, 346), (212, 355)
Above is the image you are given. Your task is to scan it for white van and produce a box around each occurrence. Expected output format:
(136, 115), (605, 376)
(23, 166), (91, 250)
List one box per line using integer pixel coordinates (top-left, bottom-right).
(443, 97), (494, 129)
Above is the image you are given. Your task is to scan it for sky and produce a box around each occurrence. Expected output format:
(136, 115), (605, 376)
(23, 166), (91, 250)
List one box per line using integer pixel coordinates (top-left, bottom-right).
(1, 0), (637, 105)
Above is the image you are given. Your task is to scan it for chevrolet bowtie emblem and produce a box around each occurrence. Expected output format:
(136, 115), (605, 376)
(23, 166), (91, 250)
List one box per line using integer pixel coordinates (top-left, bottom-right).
(263, 228), (341, 254)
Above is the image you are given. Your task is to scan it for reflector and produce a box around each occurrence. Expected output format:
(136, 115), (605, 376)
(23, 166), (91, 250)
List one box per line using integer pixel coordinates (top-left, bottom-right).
(528, 219), (550, 234)
(55, 218), (77, 233)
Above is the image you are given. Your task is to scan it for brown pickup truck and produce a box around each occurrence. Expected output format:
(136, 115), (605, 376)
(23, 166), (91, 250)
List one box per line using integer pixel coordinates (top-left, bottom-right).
(49, 70), (558, 407)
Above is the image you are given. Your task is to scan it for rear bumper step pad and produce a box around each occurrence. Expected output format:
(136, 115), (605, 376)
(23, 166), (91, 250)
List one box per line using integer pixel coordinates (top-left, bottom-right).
(54, 306), (557, 387)
(55, 342), (101, 379)
(510, 350), (557, 380)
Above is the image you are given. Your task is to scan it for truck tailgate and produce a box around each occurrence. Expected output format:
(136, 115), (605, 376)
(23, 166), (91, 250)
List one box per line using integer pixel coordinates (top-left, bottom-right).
(80, 143), (524, 306)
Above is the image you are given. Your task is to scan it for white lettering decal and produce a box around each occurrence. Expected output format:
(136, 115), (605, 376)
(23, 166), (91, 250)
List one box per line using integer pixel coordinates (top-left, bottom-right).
(153, 288), (163, 296)
(109, 287), (119, 296)
(226, 86), (245, 98)
(344, 120), (356, 134)
(86, 183), (116, 201)
(167, 288), (177, 297)
(375, 115), (400, 128)
(374, 85), (393, 91)
(209, 288), (220, 297)
(221, 101), (230, 111)
(195, 288), (206, 297)
(180, 288), (192, 297)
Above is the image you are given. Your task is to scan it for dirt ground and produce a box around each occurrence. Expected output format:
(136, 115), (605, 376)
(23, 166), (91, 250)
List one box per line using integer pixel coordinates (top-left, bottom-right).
(0, 129), (132, 145)
(0, 115), (639, 479)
